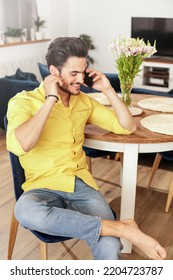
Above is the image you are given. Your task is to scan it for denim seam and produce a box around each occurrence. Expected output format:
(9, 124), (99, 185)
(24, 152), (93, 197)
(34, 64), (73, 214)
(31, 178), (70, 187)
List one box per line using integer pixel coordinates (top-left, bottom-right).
(92, 216), (102, 243)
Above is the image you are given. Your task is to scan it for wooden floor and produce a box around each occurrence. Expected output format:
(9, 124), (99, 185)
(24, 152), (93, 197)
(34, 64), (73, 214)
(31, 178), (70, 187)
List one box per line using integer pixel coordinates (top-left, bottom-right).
(0, 127), (173, 260)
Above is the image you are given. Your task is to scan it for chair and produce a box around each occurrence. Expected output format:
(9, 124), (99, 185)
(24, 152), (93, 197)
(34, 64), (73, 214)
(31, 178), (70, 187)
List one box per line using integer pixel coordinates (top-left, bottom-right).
(4, 117), (117, 259)
(83, 146), (116, 173)
(148, 151), (173, 212)
(0, 68), (39, 130)
(4, 116), (76, 260)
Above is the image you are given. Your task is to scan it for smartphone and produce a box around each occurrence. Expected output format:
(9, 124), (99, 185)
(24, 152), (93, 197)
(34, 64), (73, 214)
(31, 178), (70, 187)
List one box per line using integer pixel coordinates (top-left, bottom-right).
(84, 72), (94, 88)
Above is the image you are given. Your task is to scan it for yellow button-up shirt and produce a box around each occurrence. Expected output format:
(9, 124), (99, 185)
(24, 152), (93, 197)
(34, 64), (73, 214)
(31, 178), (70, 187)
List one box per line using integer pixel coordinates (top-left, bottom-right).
(6, 83), (131, 193)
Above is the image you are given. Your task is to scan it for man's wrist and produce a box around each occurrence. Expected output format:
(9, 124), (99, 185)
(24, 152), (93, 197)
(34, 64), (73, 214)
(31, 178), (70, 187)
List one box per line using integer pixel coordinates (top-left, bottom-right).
(102, 86), (115, 96)
(45, 94), (59, 103)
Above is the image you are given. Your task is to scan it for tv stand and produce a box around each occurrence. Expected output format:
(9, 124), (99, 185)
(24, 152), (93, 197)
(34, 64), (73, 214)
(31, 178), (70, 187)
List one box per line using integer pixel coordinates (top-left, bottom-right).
(134, 58), (173, 92)
(145, 56), (173, 63)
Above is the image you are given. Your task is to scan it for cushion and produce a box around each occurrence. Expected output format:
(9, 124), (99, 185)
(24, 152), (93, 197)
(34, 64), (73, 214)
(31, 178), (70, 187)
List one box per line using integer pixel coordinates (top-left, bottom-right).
(6, 68), (38, 82)
(38, 63), (50, 79)
(0, 77), (39, 129)
(105, 73), (121, 92)
(168, 89), (173, 95)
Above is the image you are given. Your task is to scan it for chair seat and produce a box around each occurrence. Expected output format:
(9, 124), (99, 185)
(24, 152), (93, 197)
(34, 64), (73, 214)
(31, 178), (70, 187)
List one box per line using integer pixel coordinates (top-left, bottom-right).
(159, 151), (173, 161)
(83, 146), (115, 158)
(31, 230), (73, 243)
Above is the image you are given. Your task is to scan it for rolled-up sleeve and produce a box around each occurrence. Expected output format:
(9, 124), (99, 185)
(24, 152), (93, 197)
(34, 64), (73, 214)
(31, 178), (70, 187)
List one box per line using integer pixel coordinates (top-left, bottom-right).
(88, 97), (132, 135)
(6, 97), (32, 156)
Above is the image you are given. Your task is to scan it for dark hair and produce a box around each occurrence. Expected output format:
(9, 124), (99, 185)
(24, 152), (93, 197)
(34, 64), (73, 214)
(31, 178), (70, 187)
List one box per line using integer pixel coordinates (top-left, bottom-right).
(46, 37), (88, 69)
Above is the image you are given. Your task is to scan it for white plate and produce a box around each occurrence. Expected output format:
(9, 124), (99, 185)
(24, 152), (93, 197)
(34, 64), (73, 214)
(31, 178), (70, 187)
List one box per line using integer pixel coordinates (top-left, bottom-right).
(87, 92), (110, 105)
(138, 97), (173, 113)
(129, 106), (143, 116)
(87, 93), (143, 116)
(141, 114), (173, 135)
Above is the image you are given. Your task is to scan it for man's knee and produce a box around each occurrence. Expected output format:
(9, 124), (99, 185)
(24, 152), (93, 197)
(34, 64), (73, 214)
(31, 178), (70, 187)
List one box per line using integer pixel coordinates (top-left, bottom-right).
(14, 193), (42, 228)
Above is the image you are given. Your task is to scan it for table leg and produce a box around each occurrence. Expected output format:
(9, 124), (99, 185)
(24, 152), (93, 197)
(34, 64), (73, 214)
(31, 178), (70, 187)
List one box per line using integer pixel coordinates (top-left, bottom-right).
(120, 144), (139, 253)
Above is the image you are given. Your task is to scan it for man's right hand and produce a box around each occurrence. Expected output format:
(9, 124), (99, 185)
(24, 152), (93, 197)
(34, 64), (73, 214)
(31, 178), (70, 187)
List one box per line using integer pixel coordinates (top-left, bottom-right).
(43, 74), (63, 99)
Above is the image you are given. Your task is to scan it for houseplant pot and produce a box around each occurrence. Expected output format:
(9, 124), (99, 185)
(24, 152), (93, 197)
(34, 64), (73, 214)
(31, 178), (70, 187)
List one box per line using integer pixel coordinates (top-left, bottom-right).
(34, 16), (46, 40)
(5, 36), (21, 43)
(5, 28), (24, 43)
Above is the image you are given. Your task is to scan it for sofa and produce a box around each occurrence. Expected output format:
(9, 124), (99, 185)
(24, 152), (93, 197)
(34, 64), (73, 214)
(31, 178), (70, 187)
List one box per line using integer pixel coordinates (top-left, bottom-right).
(132, 87), (173, 97)
(0, 69), (39, 129)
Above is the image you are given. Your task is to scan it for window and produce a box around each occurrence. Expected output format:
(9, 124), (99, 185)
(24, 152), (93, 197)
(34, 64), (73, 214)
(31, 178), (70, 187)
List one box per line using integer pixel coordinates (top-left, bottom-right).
(0, 0), (38, 39)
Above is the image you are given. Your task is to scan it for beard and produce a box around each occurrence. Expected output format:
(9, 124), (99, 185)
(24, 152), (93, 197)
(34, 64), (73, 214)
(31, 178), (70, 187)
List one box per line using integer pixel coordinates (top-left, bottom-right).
(57, 82), (81, 95)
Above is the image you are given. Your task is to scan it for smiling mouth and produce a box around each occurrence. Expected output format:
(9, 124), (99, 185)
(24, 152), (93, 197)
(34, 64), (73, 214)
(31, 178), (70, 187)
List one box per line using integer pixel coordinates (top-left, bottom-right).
(72, 83), (81, 89)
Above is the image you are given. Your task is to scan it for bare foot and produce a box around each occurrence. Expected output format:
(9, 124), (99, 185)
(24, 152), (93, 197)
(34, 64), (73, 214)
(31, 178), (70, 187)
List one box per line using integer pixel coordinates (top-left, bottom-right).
(121, 219), (166, 260)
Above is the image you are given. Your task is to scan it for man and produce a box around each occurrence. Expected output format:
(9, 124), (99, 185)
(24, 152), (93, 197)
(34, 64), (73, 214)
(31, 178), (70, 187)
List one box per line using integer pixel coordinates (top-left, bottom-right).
(6, 37), (166, 260)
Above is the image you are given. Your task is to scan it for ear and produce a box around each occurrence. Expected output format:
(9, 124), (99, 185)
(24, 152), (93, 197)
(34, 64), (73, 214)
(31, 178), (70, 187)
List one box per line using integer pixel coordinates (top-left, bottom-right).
(49, 65), (59, 75)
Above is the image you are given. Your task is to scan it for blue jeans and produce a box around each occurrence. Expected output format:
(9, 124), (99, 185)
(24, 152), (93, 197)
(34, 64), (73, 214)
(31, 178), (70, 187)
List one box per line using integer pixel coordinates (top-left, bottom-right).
(15, 177), (122, 259)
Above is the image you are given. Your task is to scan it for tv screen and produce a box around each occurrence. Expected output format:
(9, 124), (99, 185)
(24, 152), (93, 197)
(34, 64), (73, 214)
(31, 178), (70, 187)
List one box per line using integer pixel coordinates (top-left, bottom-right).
(131, 17), (173, 58)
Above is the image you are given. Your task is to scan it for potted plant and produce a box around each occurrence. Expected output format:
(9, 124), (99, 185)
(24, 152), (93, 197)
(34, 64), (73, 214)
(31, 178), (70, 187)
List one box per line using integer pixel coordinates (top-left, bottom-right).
(34, 16), (46, 40)
(79, 34), (95, 66)
(4, 27), (24, 43)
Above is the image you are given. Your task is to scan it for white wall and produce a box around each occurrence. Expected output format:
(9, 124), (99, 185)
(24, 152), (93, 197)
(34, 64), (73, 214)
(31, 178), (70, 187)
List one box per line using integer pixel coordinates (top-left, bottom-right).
(68, 0), (173, 72)
(0, 41), (50, 79)
(0, 0), (69, 78)
(36, 0), (69, 39)
(0, 0), (5, 30)
(49, 0), (69, 39)
(1, 0), (173, 77)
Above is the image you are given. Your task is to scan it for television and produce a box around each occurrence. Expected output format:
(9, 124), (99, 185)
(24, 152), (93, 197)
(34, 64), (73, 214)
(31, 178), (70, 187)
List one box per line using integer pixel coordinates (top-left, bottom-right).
(131, 17), (173, 58)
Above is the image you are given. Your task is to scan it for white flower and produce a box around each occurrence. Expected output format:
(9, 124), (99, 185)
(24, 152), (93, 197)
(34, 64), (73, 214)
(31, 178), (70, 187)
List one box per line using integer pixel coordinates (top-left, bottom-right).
(109, 36), (157, 83)
(109, 37), (157, 59)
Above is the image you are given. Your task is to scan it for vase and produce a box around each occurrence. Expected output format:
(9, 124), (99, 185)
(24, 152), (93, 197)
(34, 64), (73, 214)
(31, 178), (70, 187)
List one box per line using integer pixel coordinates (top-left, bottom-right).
(35, 31), (43, 40)
(5, 36), (21, 43)
(120, 81), (133, 107)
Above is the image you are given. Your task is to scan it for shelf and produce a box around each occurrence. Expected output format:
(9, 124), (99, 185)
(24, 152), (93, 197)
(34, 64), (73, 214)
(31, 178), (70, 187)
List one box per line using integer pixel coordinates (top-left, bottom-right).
(144, 57), (173, 64)
(144, 83), (168, 88)
(141, 59), (173, 89)
(0, 39), (51, 48)
(144, 72), (169, 79)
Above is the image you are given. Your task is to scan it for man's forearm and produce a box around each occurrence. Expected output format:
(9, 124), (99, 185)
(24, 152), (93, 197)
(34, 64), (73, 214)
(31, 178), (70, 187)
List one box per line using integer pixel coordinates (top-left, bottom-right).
(103, 87), (136, 133)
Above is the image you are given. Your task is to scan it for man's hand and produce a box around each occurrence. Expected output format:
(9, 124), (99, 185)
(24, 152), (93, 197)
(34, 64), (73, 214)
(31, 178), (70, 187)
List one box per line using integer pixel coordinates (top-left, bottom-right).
(43, 74), (63, 99)
(85, 69), (136, 134)
(85, 69), (112, 93)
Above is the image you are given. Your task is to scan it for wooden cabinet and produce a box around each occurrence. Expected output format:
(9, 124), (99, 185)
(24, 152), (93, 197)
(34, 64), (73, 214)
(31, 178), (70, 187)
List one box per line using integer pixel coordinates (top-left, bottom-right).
(134, 58), (173, 92)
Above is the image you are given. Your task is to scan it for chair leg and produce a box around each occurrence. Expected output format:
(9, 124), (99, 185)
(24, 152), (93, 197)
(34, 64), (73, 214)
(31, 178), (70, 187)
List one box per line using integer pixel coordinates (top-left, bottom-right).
(165, 174), (173, 212)
(148, 153), (162, 187)
(61, 241), (79, 260)
(115, 152), (123, 165)
(40, 242), (48, 260)
(115, 152), (120, 161)
(7, 207), (19, 260)
(86, 156), (92, 173)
